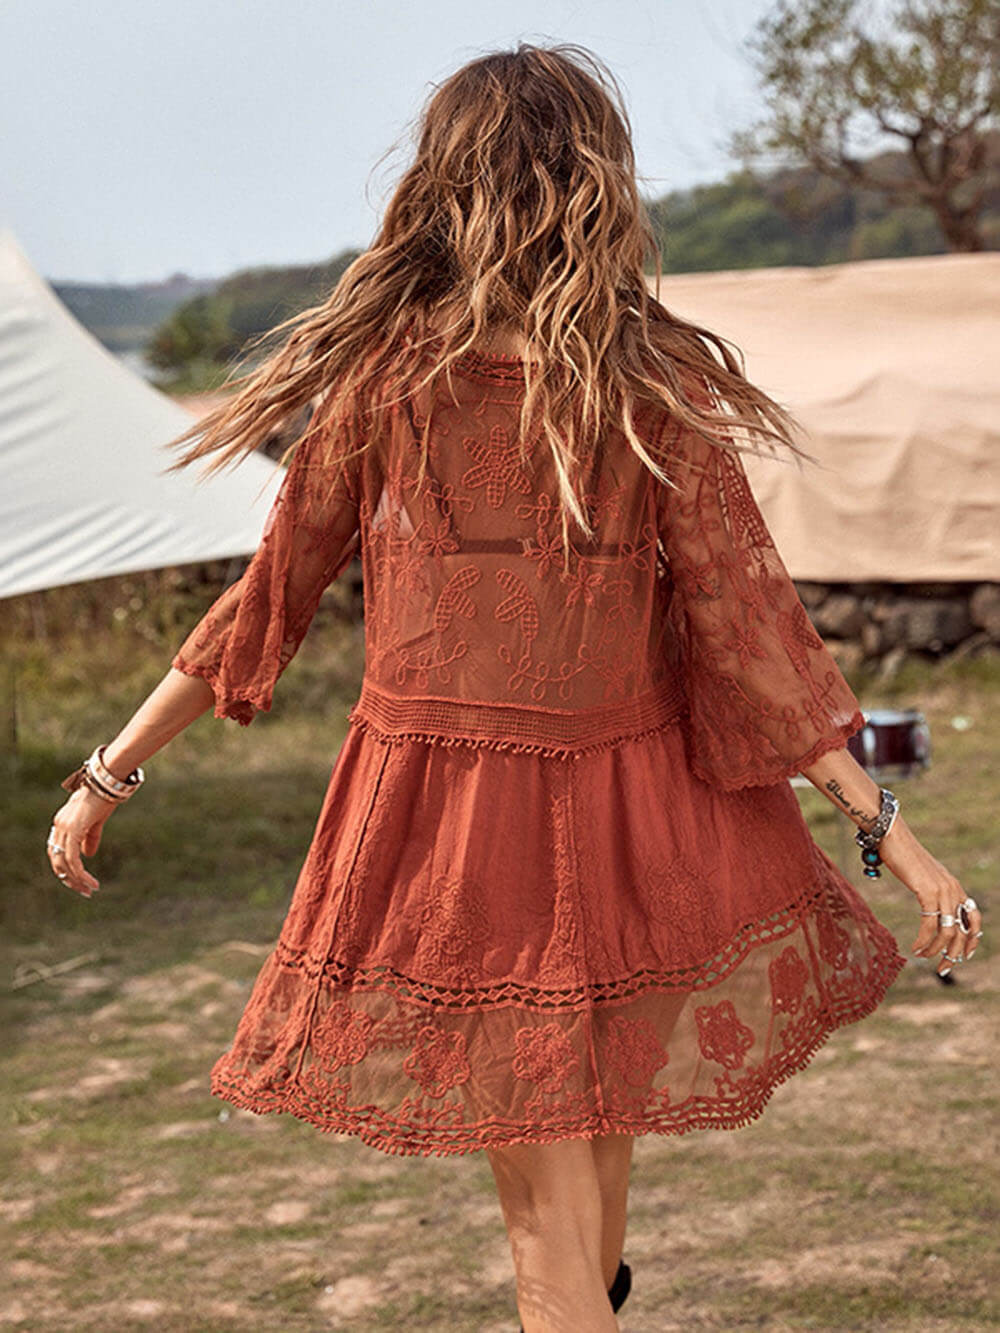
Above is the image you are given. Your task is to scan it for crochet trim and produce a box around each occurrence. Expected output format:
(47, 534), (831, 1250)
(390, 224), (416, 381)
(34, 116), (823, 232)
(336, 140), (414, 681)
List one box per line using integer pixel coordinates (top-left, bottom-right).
(415, 330), (537, 383)
(209, 930), (906, 1159)
(268, 876), (872, 1005)
(345, 677), (689, 759)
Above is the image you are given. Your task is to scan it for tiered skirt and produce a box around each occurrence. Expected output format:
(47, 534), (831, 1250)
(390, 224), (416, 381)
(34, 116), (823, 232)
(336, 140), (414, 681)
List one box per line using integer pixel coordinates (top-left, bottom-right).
(208, 716), (907, 1157)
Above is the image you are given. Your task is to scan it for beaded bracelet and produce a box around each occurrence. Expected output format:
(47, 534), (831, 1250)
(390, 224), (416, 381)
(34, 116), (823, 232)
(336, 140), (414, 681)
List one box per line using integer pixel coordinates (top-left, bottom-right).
(61, 745), (145, 805)
(854, 787), (899, 878)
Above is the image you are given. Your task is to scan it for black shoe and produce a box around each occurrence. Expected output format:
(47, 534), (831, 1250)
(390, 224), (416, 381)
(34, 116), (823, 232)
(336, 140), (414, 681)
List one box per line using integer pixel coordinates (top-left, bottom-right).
(608, 1258), (632, 1313)
(518, 1257), (631, 1329)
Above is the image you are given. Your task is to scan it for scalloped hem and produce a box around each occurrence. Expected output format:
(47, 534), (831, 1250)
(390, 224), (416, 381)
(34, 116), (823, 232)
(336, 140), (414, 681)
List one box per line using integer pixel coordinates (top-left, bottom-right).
(170, 654), (265, 726)
(208, 943), (906, 1159)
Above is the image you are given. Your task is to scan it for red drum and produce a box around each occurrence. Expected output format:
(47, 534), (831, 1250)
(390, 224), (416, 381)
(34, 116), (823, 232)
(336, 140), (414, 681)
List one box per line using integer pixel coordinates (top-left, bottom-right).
(846, 709), (932, 778)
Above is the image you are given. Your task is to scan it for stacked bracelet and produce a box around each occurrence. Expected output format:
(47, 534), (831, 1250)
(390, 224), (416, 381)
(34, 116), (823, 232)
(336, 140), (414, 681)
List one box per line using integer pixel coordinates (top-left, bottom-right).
(854, 787), (899, 878)
(60, 745), (145, 805)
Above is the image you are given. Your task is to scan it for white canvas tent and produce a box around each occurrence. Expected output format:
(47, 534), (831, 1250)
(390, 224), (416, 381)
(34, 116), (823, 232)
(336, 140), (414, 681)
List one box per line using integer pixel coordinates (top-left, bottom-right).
(646, 253), (1000, 583)
(0, 231), (283, 599)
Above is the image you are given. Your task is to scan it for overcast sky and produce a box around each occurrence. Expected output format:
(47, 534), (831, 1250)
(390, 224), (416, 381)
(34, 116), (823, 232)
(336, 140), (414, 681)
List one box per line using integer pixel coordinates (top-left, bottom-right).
(1, 0), (775, 284)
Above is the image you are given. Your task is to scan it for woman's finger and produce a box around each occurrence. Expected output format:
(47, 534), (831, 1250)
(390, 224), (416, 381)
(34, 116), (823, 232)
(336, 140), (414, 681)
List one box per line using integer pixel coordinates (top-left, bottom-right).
(63, 832), (99, 894)
(920, 893), (962, 960)
(955, 902), (983, 962)
(911, 908), (942, 955)
(47, 824), (97, 896)
(927, 922), (957, 968)
(46, 825), (75, 888)
(48, 845), (89, 897)
(965, 906), (984, 961)
(936, 926), (962, 977)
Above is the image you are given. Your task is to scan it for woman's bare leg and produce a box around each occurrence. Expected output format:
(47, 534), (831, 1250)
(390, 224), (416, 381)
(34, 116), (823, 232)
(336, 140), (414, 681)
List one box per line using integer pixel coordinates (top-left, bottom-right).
(485, 1136), (619, 1333)
(590, 1131), (634, 1290)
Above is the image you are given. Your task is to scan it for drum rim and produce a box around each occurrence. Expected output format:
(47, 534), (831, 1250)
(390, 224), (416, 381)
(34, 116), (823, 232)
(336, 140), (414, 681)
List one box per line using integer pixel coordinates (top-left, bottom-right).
(861, 708), (926, 723)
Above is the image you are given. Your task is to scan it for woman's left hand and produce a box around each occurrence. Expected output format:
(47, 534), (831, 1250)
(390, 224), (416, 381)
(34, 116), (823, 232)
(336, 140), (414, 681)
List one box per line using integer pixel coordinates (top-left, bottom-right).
(46, 788), (116, 898)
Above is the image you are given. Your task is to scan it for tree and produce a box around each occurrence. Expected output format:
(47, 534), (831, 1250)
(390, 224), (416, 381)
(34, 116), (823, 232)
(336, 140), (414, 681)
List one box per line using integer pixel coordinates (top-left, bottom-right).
(730, 0), (1000, 251)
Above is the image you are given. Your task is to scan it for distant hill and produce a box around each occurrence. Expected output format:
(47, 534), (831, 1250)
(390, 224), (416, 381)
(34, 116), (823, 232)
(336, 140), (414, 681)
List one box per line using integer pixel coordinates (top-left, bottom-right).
(53, 273), (217, 360)
(144, 250), (362, 391)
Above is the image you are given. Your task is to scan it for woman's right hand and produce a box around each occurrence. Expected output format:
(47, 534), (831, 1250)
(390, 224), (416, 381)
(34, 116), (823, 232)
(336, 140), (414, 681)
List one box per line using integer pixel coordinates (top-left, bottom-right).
(876, 816), (983, 974)
(46, 786), (116, 898)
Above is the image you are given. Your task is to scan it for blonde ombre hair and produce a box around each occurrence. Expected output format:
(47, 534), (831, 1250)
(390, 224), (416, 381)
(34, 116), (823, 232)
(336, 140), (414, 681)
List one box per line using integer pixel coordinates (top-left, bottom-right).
(165, 41), (815, 551)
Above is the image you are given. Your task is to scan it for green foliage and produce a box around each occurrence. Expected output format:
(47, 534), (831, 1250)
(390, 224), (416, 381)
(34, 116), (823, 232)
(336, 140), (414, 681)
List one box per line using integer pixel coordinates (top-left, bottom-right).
(147, 249), (362, 381)
(645, 154), (999, 275)
(54, 275), (215, 352)
(733, 0), (1000, 253)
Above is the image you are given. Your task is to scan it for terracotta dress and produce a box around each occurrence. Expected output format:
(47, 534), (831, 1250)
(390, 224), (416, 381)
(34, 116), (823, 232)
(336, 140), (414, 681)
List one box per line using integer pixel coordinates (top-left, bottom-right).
(172, 342), (907, 1158)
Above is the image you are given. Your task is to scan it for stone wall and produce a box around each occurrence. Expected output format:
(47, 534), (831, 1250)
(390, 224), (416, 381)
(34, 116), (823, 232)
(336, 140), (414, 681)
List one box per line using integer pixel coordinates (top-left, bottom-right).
(796, 581), (1000, 673)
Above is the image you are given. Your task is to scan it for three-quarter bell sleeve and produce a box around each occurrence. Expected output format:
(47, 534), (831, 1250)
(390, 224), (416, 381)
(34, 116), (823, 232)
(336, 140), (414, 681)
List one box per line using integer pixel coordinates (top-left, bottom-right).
(171, 427), (361, 725)
(656, 413), (865, 791)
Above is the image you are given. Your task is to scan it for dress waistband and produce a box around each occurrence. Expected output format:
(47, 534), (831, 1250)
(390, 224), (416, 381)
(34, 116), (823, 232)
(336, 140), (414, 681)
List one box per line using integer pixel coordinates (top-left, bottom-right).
(345, 677), (688, 759)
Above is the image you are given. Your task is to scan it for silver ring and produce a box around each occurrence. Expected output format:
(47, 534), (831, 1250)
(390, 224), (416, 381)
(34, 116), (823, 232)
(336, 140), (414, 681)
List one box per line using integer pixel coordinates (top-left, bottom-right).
(55, 871), (68, 880)
(48, 841), (65, 855)
(941, 952), (961, 963)
(961, 896), (978, 912)
(919, 910), (939, 916)
(939, 914), (956, 928)
(974, 929), (984, 939)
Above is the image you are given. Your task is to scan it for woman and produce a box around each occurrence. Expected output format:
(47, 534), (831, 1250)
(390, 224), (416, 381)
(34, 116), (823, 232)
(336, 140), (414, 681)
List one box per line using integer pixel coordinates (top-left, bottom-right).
(46, 43), (982, 1333)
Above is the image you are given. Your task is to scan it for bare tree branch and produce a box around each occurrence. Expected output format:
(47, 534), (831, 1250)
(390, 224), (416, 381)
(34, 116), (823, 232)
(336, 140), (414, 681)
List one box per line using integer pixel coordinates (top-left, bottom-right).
(729, 0), (1000, 251)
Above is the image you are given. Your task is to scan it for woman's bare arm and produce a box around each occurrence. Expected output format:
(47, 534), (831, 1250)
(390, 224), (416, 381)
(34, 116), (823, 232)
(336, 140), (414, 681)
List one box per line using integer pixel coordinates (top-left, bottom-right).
(101, 667), (217, 777)
(46, 668), (217, 897)
(798, 745), (981, 972)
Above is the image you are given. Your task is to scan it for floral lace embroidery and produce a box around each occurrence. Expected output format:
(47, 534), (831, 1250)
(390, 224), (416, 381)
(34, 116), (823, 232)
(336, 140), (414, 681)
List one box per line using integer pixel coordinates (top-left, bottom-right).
(651, 413), (865, 789)
(605, 1016), (670, 1088)
(402, 1026), (473, 1098)
(695, 1000), (756, 1070)
(513, 1023), (581, 1094)
(312, 1001), (375, 1072)
(768, 946), (810, 1015)
(208, 871), (906, 1158)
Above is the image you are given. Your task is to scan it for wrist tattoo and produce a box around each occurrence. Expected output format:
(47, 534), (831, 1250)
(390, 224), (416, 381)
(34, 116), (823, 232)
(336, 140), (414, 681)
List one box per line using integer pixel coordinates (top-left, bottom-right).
(824, 779), (879, 829)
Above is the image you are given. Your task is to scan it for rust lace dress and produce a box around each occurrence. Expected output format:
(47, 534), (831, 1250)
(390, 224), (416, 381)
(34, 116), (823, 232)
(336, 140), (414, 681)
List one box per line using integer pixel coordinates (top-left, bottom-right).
(172, 341), (906, 1158)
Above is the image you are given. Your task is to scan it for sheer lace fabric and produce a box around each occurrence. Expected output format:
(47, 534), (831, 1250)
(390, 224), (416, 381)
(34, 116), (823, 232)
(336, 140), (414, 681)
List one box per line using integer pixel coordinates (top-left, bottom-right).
(172, 348), (904, 1157)
(174, 345), (863, 776)
(170, 422), (361, 725)
(652, 414), (866, 789)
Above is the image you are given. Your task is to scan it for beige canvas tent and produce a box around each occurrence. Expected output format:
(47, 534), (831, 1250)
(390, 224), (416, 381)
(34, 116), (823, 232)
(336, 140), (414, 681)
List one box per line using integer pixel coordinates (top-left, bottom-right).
(645, 253), (999, 582)
(0, 231), (282, 598)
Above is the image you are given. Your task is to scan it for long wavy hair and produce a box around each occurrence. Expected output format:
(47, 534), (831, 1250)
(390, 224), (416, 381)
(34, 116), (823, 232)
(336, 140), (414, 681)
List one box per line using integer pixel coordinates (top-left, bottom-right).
(164, 41), (817, 553)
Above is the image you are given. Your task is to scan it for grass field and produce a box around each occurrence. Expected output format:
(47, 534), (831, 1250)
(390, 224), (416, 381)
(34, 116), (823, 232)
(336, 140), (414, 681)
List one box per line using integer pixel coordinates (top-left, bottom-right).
(2, 605), (997, 1332)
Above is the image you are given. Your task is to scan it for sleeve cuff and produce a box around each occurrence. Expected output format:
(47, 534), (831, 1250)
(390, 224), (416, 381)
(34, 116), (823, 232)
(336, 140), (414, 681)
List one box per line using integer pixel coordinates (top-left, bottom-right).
(687, 705), (867, 792)
(171, 653), (264, 727)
